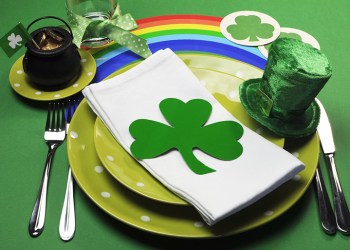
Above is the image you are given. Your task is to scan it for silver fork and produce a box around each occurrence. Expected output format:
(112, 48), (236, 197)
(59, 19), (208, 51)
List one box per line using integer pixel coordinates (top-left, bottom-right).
(59, 99), (78, 241)
(29, 102), (66, 237)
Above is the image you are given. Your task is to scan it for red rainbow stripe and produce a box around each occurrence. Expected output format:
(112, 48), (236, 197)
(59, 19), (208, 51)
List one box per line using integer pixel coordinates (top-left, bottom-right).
(136, 14), (222, 28)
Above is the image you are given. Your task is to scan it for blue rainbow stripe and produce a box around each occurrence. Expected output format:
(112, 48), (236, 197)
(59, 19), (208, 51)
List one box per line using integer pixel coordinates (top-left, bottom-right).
(94, 39), (267, 82)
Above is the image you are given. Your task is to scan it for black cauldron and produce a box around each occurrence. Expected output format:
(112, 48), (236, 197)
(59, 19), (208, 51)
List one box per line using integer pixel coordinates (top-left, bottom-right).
(23, 16), (81, 90)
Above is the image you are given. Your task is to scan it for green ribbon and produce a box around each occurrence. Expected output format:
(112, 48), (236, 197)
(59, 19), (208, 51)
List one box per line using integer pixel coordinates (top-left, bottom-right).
(65, 0), (152, 58)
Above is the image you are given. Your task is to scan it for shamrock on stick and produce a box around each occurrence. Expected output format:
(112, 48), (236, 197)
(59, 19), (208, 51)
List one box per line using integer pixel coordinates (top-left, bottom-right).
(129, 98), (244, 175)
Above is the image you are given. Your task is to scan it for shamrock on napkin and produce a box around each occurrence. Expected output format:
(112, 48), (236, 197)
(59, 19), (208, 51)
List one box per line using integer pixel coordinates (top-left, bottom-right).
(130, 98), (244, 175)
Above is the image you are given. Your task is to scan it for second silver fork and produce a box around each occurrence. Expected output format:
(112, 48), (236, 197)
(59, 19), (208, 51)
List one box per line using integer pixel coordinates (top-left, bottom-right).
(59, 99), (78, 241)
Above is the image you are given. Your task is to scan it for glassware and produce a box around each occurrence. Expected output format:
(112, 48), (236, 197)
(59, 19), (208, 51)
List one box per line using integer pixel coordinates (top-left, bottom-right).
(66, 0), (116, 47)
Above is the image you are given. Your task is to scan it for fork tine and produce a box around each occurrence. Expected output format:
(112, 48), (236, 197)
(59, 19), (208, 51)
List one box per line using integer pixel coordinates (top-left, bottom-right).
(53, 102), (64, 132)
(51, 102), (56, 131)
(45, 103), (52, 131)
(61, 102), (66, 132)
(66, 99), (79, 123)
(57, 103), (61, 131)
(67, 100), (72, 123)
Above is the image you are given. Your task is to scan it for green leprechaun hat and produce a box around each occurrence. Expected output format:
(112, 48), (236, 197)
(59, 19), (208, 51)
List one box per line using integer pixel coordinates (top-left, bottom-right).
(239, 37), (332, 138)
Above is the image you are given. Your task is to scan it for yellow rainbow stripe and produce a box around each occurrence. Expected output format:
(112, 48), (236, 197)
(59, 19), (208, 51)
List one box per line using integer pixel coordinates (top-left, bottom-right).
(132, 24), (220, 35)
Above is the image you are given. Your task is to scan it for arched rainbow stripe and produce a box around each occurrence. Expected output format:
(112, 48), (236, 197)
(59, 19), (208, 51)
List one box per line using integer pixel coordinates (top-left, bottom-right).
(92, 15), (267, 82)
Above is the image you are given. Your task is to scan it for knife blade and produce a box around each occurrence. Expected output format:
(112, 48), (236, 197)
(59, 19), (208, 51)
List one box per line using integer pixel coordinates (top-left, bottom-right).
(316, 99), (336, 154)
(316, 98), (350, 234)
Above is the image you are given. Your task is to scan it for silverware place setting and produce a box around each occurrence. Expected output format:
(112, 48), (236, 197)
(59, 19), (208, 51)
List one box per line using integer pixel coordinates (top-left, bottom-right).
(315, 98), (350, 235)
(28, 99), (81, 240)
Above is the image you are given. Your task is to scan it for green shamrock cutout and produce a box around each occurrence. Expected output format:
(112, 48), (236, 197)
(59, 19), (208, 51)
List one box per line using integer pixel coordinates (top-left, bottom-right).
(129, 98), (244, 175)
(227, 15), (275, 42)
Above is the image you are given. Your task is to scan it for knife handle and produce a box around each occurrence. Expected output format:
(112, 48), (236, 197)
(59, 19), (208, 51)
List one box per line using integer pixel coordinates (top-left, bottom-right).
(314, 165), (337, 234)
(325, 153), (350, 234)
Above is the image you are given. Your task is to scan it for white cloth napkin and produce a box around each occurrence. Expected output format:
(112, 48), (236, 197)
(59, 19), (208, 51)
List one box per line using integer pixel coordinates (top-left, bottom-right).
(82, 48), (305, 225)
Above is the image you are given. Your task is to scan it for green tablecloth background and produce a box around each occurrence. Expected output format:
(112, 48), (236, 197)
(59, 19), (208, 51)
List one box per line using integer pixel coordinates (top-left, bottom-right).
(1, 0), (350, 249)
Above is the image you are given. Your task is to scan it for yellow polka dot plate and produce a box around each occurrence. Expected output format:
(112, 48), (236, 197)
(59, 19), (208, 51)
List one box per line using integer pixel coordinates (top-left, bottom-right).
(9, 49), (96, 101)
(68, 54), (319, 238)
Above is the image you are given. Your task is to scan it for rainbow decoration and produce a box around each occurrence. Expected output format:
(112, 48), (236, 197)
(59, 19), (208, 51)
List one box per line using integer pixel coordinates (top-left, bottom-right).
(91, 15), (267, 82)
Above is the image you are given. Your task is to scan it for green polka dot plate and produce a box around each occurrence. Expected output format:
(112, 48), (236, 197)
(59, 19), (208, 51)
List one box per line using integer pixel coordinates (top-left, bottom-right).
(9, 49), (96, 101)
(93, 54), (285, 205)
(68, 54), (319, 238)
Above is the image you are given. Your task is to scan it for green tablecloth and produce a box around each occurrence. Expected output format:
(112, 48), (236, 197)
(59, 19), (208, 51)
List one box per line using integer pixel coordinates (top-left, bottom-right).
(1, 0), (350, 249)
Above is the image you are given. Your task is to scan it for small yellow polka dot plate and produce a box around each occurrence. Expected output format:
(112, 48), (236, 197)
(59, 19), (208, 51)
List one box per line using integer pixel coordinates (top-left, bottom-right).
(93, 54), (285, 205)
(68, 54), (319, 238)
(9, 49), (96, 101)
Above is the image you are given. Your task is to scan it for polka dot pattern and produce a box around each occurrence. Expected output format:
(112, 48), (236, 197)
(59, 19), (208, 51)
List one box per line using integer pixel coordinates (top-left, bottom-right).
(9, 50), (95, 101)
(115, 30), (151, 58)
(66, 8), (91, 46)
(264, 210), (274, 216)
(292, 175), (301, 181)
(228, 91), (236, 99)
(136, 182), (145, 187)
(101, 192), (111, 198)
(235, 71), (244, 78)
(115, 13), (138, 30)
(194, 221), (204, 228)
(255, 127), (264, 134)
(95, 166), (104, 173)
(106, 155), (114, 161)
(292, 152), (299, 158)
(67, 6), (151, 58)
(70, 131), (79, 139)
(140, 215), (151, 222)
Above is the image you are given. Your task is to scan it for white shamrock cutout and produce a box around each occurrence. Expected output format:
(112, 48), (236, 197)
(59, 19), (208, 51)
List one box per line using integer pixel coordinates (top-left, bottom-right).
(8, 33), (23, 49)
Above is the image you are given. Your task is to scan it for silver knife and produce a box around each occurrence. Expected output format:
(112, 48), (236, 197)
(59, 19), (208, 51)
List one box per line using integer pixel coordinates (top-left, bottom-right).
(316, 98), (350, 234)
